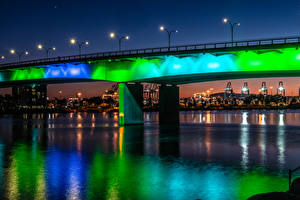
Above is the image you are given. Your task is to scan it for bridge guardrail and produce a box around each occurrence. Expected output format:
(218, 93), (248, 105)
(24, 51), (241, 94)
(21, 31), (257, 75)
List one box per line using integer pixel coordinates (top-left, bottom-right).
(1, 36), (300, 68)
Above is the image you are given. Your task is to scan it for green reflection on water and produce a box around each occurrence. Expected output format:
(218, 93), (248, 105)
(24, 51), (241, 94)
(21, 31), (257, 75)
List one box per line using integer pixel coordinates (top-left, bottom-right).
(236, 170), (288, 199)
(1, 126), (289, 200)
(6, 142), (46, 200)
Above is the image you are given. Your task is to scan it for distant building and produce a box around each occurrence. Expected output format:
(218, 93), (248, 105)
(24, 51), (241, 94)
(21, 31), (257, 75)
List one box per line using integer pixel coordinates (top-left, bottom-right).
(12, 84), (47, 109)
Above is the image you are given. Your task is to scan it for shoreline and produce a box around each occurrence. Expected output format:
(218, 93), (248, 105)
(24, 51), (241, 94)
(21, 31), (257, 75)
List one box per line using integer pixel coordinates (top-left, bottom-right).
(1, 106), (300, 114)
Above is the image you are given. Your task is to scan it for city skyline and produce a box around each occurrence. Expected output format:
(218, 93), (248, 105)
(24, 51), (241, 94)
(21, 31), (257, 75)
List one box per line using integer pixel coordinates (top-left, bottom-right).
(1, 77), (299, 98)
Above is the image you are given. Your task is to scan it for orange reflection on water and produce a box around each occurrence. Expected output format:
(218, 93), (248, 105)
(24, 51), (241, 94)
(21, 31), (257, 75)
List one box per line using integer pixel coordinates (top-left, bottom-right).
(119, 127), (124, 156)
(205, 126), (211, 161)
(77, 130), (82, 153)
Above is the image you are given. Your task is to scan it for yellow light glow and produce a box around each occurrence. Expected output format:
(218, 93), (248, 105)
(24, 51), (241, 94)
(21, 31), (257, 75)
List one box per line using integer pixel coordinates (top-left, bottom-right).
(110, 32), (115, 38)
(70, 38), (76, 44)
(1, 56), (4, 59)
(223, 18), (228, 23)
(10, 49), (15, 54)
(85, 41), (89, 45)
(125, 36), (129, 40)
(160, 26), (164, 31)
(37, 44), (43, 49)
(52, 47), (56, 51)
(25, 51), (29, 55)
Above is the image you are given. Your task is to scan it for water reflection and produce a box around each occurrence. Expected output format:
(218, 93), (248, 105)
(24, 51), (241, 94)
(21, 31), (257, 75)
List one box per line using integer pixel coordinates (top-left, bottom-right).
(181, 110), (300, 127)
(240, 124), (249, 170)
(0, 111), (298, 199)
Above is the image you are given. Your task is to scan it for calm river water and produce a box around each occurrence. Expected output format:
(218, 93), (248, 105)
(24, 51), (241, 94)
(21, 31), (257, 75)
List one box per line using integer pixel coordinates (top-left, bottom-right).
(0, 110), (300, 200)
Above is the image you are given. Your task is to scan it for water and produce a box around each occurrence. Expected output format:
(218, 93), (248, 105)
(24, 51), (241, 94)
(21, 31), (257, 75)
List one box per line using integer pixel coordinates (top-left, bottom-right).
(0, 110), (300, 200)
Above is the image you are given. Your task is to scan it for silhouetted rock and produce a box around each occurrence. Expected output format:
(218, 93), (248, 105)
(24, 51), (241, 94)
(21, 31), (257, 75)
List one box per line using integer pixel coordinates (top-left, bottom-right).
(247, 192), (300, 200)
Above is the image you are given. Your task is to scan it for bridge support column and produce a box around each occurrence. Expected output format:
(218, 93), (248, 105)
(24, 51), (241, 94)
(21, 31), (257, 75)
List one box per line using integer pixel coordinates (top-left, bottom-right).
(118, 82), (144, 126)
(159, 84), (179, 124)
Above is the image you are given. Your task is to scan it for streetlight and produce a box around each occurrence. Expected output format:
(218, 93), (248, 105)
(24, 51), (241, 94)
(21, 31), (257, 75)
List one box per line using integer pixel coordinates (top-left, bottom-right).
(69, 38), (89, 55)
(109, 32), (130, 51)
(223, 18), (240, 43)
(10, 49), (29, 63)
(0, 56), (4, 62)
(160, 26), (178, 50)
(37, 44), (56, 58)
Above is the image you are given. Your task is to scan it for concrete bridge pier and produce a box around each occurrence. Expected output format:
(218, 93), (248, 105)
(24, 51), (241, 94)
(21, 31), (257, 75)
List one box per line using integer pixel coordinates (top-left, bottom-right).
(118, 82), (144, 126)
(159, 84), (179, 124)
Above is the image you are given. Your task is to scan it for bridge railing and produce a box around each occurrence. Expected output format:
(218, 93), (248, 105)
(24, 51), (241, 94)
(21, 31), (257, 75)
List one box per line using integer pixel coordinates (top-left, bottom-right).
(1, 36), (300, 68)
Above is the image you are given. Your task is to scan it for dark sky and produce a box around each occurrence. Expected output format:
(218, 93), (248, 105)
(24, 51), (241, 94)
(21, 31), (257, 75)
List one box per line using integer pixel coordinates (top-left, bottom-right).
(1, 0), (300, 97)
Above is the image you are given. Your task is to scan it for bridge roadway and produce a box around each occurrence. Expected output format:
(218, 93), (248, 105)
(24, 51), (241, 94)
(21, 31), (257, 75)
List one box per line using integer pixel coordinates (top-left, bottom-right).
(1, 36), (300, 125)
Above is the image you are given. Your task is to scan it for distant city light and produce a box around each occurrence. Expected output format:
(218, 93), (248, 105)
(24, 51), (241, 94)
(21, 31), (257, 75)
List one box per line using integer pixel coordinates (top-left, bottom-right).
(278, 86), (284, 91)
(10, 49), (15, 54)
(242, 87), (248, 92)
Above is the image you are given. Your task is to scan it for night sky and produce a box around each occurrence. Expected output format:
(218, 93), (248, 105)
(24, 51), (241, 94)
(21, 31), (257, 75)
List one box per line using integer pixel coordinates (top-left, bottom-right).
(1, 0), (300, 98)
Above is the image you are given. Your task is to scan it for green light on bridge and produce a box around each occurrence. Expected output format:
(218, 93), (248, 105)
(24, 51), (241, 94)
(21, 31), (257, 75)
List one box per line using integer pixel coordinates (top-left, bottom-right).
(10, 67), (45, 81)
(1, 47), (300, 83)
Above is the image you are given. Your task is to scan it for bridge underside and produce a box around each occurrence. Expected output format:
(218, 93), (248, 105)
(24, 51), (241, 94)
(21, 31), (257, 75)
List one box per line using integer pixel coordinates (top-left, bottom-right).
(1, 70), (300, 87)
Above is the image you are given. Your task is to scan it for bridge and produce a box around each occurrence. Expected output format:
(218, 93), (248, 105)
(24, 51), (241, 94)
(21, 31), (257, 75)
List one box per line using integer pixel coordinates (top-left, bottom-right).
(1, 36), (300, 125)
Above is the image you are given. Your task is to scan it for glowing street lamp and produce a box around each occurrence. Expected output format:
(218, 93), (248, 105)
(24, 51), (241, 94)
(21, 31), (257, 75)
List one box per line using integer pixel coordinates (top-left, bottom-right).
(69, 38), (89, 55)
(223, 18), (240, 43)
(0, 56), (5, 62)
(37, 44), (56, 58)
(10, 49), (29, 63)
(109, 32), (130, 51)
(159, 26), (178, 50)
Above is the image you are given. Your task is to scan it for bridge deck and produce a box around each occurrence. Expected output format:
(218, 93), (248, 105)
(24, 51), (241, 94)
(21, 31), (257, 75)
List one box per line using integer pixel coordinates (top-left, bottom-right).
(1, 36), (300, 70)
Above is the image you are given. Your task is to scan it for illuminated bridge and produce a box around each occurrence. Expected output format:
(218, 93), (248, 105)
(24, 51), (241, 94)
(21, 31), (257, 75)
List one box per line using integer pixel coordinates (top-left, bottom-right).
(1, 36), (300, 125)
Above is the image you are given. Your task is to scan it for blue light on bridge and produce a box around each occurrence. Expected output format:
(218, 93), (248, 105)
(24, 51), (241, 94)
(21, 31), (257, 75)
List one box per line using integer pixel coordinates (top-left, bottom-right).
(44, 63), (90, 79)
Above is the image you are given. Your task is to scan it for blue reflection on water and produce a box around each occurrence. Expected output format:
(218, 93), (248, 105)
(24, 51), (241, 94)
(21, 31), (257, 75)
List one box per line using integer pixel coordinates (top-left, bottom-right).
(0, 111), (299, 199)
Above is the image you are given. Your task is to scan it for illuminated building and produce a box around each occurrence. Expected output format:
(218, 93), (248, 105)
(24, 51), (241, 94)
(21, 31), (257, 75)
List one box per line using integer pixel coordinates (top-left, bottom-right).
(12, 84), (47, 109)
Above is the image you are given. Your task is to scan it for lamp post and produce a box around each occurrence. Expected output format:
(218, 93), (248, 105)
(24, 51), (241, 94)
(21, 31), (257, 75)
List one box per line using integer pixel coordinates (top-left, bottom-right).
(160, 26), (178, 50)
(109, 32), (130, 51)
(70, 38), (89, 55)
(10, 49), (29, 63)
(37, 44), (56, 58)
(223, 18), (240, 43)
(0, 56), (5, 62)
